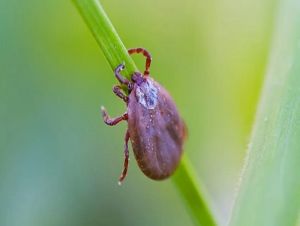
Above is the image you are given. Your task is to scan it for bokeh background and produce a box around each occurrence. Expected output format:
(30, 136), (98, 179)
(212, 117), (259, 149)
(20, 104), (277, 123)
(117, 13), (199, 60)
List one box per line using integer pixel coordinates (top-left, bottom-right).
(1, 0), (277, 225)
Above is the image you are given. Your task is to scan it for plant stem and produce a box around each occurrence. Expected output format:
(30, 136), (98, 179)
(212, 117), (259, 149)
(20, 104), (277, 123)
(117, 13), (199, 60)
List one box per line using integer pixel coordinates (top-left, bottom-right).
(173, 155), (217, 226)
(72, 0), (217, 225)
(73, 0), (137, 80)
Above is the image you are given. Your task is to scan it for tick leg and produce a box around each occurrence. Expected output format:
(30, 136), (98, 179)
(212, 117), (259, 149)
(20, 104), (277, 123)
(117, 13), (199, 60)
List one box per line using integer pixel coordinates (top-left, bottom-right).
(101, 106), (128, 126)
(128, 48), (152, 76)
(119, 129), (130, 185)
(113, 85), (128, 103)
(115, 64), (129, 85)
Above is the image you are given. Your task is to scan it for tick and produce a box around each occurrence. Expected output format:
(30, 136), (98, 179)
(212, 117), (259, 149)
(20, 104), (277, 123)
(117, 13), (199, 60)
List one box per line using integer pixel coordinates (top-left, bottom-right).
(101, 48), (186, 184)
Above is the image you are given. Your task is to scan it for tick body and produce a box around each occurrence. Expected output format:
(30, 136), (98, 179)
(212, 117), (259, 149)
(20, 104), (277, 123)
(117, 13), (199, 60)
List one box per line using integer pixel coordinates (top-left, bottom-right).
(101, 48), (186, 184)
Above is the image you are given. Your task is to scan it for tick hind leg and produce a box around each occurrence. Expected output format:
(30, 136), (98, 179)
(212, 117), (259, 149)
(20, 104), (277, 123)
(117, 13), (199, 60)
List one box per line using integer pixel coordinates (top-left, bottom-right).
(128, 48), (152, 76)
(118, 129), (130, 185)
(101, 106), (128, 126)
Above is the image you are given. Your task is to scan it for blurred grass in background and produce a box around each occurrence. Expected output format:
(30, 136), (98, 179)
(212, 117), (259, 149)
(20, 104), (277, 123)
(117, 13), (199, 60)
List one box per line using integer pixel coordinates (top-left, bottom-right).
(0, 0), (276, 225)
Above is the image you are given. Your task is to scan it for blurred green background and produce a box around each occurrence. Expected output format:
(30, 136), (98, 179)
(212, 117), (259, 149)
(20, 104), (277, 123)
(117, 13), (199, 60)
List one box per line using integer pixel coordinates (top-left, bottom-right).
(0, 0), (277, 225)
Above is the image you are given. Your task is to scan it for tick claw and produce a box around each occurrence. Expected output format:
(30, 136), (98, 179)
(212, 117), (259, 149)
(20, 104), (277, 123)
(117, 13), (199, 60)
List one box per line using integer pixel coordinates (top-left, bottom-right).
(118, 63), (125, 70)
(100, 106), (107, 117)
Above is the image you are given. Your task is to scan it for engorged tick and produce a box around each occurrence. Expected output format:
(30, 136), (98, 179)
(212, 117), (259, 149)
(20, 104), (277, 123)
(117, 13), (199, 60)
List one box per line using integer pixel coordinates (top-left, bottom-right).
(101, 48), (186, 184)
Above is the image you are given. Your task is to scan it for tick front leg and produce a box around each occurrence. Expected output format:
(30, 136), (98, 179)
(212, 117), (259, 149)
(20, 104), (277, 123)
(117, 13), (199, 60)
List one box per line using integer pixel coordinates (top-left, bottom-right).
(114, 64), (129, 85)
(118, 129), (130, 185)
(113, 85), (128, 103)
(128, 47), (152, 76)
(101, 106), (128, 126)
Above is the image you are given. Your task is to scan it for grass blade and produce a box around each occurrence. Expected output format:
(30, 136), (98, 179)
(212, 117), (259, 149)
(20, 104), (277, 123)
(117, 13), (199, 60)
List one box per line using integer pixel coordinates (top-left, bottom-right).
(229, 0), (300, 225)
(72, 0), (137, 79)
(173, 155), (217, 226)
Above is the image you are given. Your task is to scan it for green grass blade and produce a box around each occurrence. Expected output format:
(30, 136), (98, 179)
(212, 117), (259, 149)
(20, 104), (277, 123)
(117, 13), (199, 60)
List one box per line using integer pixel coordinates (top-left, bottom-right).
(173, 155), (218, 226)
(72, 0), (137, 79)
(72, 0), (217, 225)
(229, 0), (300, 225)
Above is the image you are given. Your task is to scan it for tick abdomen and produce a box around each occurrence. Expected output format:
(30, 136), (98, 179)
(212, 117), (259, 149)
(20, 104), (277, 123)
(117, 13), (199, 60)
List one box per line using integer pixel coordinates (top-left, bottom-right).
(127, 79), (185, 180)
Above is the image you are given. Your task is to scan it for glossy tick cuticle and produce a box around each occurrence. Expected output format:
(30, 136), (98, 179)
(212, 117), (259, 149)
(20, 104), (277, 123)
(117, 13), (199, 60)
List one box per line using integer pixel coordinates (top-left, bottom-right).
(101, 47), (186, 184)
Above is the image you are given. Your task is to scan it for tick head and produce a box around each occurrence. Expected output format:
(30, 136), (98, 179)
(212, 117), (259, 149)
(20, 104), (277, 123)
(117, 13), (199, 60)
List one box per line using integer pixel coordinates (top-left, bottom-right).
(131, 72), (145, 86)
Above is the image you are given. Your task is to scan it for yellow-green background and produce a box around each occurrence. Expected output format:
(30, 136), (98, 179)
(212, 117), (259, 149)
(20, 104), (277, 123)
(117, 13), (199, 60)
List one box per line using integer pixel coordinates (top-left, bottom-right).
(0, 0), (276, 225)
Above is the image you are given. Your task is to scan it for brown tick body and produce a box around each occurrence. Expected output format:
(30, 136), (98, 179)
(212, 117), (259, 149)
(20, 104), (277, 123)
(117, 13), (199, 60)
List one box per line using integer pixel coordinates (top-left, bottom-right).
(101, 48), (186, 184)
